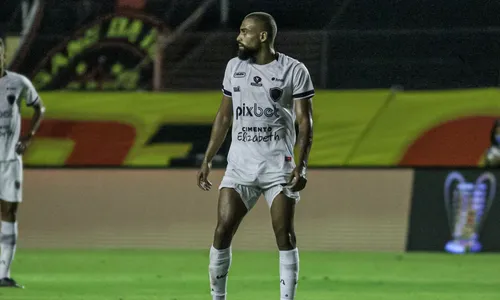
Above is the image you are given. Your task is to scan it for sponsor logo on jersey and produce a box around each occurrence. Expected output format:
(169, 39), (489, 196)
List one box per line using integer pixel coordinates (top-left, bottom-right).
(272, 77), (285, 82)
(233, 72), (246, 78)
(250, 76), (263, 87)
(235, 103), (279, 120)
(237, 126), (281, 143)
(241, 126), (272, 132)
(233, 86), (240, 92)
(0, 110), (13, 118)
(0, 125), (14, 137)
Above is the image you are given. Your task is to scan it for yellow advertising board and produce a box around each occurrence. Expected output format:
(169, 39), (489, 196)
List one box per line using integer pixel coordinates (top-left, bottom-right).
(20, 88), (500, 167)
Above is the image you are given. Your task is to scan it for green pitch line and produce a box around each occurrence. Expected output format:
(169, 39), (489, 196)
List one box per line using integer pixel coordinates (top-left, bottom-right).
(1, 250), (499, 300)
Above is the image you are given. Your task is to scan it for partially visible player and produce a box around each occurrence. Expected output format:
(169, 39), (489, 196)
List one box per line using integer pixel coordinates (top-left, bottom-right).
(197, 12), (314, 300)
(485, 119), (500, 167)
(0, 38), (45, 288)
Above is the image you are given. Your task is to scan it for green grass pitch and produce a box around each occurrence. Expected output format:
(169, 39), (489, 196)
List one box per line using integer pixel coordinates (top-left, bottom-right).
(1, 250), (499, 299)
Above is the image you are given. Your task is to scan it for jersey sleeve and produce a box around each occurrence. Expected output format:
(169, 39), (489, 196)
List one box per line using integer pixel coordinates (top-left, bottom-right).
(21, 75), (41, 106)
(292, 63), (315, 100)
(221, 59), (233, 98)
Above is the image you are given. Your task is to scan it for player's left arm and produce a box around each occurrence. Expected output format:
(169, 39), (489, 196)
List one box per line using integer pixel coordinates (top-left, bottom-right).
(295, 97), (313, 174)
(17, 76), (46, 154)
(288, 63), (315, 191)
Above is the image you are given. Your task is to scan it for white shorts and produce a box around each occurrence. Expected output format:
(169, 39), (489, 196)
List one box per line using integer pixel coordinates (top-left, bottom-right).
(0, 159), (23, 203)
(219, 168), (300, 211)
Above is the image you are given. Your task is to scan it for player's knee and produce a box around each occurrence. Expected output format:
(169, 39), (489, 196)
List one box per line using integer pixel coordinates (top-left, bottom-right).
(213, 222), (236, 249)
(214, 217), (239, 238)
(273, 225), (296, 250)
(214, 221), (234, 239)
(0, 203), (18, 222)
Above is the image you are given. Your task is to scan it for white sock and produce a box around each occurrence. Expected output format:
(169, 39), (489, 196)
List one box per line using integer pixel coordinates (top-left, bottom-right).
(209, 245), (232, 300)
(0, 221), (18, 279)
(279, 248), (299, 300)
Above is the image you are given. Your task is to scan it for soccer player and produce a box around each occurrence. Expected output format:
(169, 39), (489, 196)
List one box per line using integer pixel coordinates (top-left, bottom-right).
(485, 119), (500, 166)
(0, 38), (45, 288)
(197, 12), (314, 300)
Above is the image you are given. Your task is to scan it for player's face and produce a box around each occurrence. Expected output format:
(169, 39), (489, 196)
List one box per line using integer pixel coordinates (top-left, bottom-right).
(236, 18), (262, 60)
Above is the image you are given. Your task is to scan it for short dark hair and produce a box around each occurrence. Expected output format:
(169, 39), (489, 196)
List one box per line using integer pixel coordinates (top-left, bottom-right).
(244, 12), (277, 45)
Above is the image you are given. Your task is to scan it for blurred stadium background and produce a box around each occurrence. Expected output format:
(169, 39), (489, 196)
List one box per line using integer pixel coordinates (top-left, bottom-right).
(1, 0), (500, 299)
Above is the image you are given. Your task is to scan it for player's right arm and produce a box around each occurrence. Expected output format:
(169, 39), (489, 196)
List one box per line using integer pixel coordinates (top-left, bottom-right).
(202, 95), (233, 166)
(197, 60), (235, 191)
(197, 95), (233, 191)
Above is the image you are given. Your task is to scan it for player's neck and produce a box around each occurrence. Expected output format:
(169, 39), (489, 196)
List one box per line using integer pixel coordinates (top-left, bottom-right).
(253, 48), (277, 65)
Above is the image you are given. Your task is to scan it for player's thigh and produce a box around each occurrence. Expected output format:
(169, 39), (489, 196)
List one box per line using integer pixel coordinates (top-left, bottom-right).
(0, 160), (22, 219)
(262, 178), (299, 231)
(216, 187), (250, 229)
(269, 192), (297, 234)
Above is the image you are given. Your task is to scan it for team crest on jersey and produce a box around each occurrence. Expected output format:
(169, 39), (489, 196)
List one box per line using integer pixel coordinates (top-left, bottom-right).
(251, 76), (263, 87)
(7, 95), (16, 105)
(269, 87), (283, 102)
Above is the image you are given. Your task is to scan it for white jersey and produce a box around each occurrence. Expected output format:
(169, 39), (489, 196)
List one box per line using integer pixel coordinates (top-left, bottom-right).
(0, 71), (41, 162)
(221, 53), (314, 178)
(486, 146), (500, 166)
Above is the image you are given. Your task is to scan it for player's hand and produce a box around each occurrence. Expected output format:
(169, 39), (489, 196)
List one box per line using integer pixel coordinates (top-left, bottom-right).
(15, 136), (32, 155)
(197, 161), (213, 191)
(287, 166), (307, 192)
